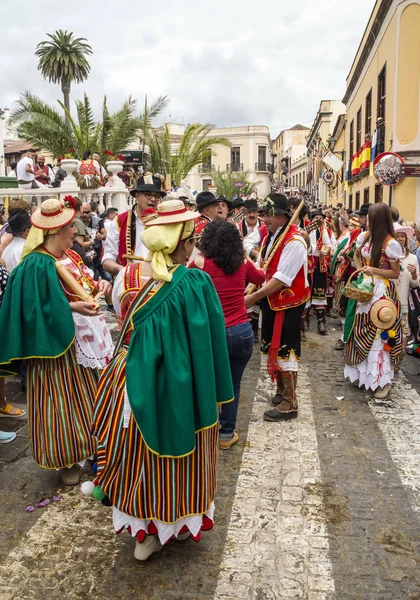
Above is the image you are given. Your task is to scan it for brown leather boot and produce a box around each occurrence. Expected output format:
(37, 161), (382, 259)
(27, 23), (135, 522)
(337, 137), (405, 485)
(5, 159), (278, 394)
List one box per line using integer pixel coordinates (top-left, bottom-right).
(271, 371), (285, 406)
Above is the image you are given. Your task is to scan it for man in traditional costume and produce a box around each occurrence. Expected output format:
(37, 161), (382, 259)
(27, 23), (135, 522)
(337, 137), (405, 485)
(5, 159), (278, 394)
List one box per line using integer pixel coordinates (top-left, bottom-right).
(102, 175), (166, 276)
(93, 199), (233, 563)
(309, 209), (332, 335)
(0, 197), (113, 485)
(194, 191), (225, 236)
(245, 194), (310, 422)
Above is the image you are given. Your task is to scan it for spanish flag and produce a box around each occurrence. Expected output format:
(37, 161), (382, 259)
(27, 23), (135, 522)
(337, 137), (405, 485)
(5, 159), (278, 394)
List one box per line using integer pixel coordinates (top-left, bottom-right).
(359, 141), (371, 171)
(351, 152), (360, 177)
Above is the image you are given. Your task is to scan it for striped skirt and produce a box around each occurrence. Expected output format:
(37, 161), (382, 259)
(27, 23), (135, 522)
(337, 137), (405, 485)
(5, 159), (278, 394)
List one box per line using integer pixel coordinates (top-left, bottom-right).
(94, 351), (218, 527)
(28, 345), (98, 469)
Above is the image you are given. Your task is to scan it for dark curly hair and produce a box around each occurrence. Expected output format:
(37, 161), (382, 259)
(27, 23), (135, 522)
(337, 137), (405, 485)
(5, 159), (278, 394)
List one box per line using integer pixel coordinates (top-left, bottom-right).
(200, 220), (244, 275)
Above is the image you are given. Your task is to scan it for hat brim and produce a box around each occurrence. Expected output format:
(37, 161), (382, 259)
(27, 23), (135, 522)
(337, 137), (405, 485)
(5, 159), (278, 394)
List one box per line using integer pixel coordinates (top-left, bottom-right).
(145, 210), (198, 226)
(369, 299), (397, 330)
(30, 207), (76, 231)
(130, 185), (167, 198)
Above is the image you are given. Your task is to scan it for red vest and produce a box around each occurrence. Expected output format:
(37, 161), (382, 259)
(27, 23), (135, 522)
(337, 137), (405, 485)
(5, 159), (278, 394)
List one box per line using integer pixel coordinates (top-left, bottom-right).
(34, 164), (49, 185)
(116, 210), (131, 266)
(262, 224), (311, 311)
(195, 215), (211, 236)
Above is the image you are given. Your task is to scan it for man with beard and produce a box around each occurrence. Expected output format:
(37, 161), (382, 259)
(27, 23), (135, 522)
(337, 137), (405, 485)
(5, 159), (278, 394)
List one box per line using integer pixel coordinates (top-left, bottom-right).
(103, 175), (166, 276)
(238, 199), (267, 260)
(34, 154), (54, 187)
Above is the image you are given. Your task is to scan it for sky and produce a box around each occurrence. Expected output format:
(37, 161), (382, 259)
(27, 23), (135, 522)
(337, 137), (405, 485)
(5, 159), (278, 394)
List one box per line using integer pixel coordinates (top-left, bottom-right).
(0, 0), (376, 138)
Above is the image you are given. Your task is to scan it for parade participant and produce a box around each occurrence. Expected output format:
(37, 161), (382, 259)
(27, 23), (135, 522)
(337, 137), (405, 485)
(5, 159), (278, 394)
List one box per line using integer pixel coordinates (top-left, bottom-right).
(394, 223), (419, 347)
(194, 191), (224, 236)
(0, 198), (113, 485)
(309, 209), (331, 334)
(34, 154), (54, 187)
(76, 150), (102, 189)
(238, 199), (267, 260)
(93, 199), (233, 563)
(245, 194), (310, 422)
(231, 197), (245, 220)
(102, 175), (166, 276)
(92, 152), (108, 184)
(189, 220), (264, 448)
(355, 203), (372, 231)
(216, 195), (232, 220)
(344, 203), (404, 399)
(2, 209), (31, 272)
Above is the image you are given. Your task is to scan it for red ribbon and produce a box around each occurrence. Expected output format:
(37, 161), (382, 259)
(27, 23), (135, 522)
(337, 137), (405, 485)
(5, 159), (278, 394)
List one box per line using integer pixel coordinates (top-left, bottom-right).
(267, 310), (285, 382)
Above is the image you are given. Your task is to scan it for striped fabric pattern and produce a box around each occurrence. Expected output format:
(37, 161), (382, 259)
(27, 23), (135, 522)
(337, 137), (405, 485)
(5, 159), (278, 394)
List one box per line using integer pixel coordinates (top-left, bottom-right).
(94, 352), (218, 523)
(345, 282), (403, 369)
(28, 345), (98, 469)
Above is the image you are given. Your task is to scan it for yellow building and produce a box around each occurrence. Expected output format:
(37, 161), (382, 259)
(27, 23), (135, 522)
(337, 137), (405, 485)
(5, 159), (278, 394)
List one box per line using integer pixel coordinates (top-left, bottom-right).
(290, 154), (308, 193)
(326, 114), (346, 207)
(343, 0), (420, 219)
(271, 124), (309, 187)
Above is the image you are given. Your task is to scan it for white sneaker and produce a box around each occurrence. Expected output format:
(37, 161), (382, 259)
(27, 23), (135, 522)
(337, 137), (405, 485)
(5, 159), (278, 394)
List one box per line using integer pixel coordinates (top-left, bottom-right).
(134, 535), (163, 563)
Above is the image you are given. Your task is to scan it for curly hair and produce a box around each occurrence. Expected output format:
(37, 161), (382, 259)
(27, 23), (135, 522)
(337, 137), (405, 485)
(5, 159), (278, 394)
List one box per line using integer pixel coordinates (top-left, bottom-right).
(199, 220), (244, 275)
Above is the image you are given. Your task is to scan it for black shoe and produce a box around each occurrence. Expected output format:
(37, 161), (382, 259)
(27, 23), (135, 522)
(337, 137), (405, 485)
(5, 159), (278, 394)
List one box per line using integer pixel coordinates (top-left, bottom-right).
(334, 339), (344, 350)
(318, 321), (327, 335)
(263, 408), (298, 421)
(271, 394), (283, 407)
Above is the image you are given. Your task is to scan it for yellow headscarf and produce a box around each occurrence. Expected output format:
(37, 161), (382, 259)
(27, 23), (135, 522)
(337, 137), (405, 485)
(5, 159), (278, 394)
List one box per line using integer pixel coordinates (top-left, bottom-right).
(21, 226), (61, 260)
(140, 220), (195, 282)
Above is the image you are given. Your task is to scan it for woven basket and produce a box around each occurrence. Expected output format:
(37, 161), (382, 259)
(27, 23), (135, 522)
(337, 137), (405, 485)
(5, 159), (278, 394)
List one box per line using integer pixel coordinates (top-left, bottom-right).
(344, 268), (374, 302)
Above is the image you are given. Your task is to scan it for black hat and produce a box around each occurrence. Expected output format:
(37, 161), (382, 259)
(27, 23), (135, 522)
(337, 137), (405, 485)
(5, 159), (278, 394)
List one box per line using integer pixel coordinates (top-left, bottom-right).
(356, 203), (372, 217)
(196, 191), (219, 212)
(216, 195), (232, 208)
(6, 209), (31, 234)
(232, 197), (245, 209)
(244, 199), (259, 212)
(130, 175), (166, 198)
(259, 193), (291, 216)
(311, 208), (324, 219)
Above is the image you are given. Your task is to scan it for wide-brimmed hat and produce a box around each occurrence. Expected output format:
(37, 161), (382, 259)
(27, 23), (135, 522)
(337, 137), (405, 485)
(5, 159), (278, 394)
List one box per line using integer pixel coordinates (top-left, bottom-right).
(311, 208), (324, 219)
(394, 222), (414, 240)
(356, 203), (372, 217)
(349, 215), (361, 228)
(232, 197), (245, 209)
(259, 193), (291, 216)
(216, 195), (232, 209)
(370, 298), (397, 330)
(130, 175), (166, 198)
(31, 198), (75, 231)
(6, 209), (31, 234)
(145, 199), (197, 226)
(196, 191), (219, 212)
(244, 199), (259, 212)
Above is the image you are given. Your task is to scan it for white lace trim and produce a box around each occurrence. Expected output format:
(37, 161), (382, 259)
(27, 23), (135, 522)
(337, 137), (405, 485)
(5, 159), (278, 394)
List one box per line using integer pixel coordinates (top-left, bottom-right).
(345, 337), (394, 391)
(356, 278), (387, 315)
(261, 352), (299, 372)
(112, 502), (216, 545)
(72, 312), (114, 369)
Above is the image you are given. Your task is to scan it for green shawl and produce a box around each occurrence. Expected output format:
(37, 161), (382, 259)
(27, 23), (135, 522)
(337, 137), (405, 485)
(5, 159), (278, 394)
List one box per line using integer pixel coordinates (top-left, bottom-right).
(0, 251), (75, 376)
(126, 264), (233, 458)
(330, 235), (348, 276)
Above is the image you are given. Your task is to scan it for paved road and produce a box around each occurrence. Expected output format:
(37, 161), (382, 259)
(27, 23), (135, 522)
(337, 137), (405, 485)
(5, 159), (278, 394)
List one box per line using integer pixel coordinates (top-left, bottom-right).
(1, 315), (420, 600)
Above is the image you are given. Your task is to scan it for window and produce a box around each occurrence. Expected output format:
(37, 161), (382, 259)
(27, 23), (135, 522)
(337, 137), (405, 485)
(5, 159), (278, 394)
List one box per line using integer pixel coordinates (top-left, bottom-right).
(375, 184), (383, 203)
(231, 147), (240, 165)
(365, 90), (372, 136)
(364, 187), (369, 204)
(355, 191), (360, 210)
(349, 194), (353, 210)
(258, 146), (267, 166)
(356, 108), (362, 150)
(377, 64), (386, 120)
(201, 153), (212, 171)
(349, 120), (354, 159)
(202, 179), (212, 191)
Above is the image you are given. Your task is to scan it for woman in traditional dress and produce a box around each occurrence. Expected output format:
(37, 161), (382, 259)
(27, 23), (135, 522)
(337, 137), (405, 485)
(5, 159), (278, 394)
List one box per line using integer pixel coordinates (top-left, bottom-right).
(93, 199), (233, 564)
(76, 150), (102, 189)
(0, 197), (113, 484)
(344, 203), (404, 399)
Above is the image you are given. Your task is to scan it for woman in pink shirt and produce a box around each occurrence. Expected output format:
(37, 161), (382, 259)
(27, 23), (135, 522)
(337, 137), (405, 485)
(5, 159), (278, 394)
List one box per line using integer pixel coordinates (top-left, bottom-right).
(189, 220), (265, 449)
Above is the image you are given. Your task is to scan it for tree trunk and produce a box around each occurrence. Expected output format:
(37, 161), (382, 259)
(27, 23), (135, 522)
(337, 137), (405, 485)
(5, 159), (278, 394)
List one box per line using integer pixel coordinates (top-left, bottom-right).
(61, 79), (71, 129)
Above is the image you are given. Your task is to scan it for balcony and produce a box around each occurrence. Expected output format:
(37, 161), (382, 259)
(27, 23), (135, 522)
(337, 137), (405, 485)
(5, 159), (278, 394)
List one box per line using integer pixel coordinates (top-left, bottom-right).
(255, 162), (273, 173)
(198, 163), (213, 173)
(226, 163), (243, 172)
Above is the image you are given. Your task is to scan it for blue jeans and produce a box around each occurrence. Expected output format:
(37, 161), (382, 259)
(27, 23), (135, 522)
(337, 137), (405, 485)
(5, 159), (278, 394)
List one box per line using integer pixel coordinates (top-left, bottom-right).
(219, 321), (254, 440)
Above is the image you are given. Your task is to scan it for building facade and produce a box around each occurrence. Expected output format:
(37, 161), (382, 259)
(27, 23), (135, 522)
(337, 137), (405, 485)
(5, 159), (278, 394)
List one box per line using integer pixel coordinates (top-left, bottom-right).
(326, 114), (347, 207)
(343, 0), (420, 220)
(290, 154), (308, 193)
(271, 124), (310, 188)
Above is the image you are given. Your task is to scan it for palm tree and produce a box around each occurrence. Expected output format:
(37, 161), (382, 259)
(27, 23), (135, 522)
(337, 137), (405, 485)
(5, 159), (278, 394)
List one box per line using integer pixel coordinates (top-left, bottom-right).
(10, 92), (165, 160)
(139, 95), (170, 153)
(35, 30), (93, 124)
(207, 169), (262, 201)
(146, 123), (231, 186)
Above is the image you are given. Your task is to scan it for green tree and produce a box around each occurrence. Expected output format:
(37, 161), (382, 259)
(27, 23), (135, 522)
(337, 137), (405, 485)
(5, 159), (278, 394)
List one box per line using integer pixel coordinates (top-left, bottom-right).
(35, 30), (93, 124)
(207, 169), (262, 201)
(10, 92), (166, 160)
(146, 123), (231, 186)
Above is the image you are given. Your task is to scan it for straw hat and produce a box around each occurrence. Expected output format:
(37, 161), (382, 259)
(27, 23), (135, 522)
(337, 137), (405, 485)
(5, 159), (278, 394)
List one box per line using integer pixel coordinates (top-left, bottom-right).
(349, 215), (361, 228)
(145, 200), (197, 226)
(31, 198), (76, 231)
(394, 222), (414, 240)
(370, 298), (397, 330)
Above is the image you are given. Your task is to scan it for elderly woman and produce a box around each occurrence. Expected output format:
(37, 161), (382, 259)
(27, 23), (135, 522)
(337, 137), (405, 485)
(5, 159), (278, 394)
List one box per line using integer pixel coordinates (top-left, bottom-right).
(0, 197), (113, 484)
(93, 199), (233, 564)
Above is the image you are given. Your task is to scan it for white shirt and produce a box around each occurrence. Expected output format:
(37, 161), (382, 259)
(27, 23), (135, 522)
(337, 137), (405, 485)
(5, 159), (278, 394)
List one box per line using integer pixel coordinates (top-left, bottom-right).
(243, 224), (262, 256)
(264, 228), (308, 287)
(16, 157), (34, 182)
(2, 237), (25, 272)
(7, 169), (16, 178)
(397, 253), (419, 313)
(310, 228), (331, 257)
(102, 212), (147, 264)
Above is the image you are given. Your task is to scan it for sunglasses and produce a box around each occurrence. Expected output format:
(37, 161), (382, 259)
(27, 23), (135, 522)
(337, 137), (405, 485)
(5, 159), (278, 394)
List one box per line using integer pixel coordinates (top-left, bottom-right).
(143, 193), (160, 199)
(82, 210), (91, 214)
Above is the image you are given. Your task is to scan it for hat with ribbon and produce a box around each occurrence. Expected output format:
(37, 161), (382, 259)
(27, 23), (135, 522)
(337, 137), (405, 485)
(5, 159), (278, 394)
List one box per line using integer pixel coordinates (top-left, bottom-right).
(144, 199), (197, 226)
(370, 298), (398, 331)
(130, 174), (167, 198)
(31, 197), (76, 231)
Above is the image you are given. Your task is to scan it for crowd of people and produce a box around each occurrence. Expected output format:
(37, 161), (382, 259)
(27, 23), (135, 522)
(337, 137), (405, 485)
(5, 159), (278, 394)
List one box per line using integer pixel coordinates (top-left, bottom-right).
(0, 174), (419, 564)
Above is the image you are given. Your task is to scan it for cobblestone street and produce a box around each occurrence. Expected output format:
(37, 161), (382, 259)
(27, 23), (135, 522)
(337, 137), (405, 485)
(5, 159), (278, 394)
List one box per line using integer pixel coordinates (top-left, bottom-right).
(1, 315), (420, 600)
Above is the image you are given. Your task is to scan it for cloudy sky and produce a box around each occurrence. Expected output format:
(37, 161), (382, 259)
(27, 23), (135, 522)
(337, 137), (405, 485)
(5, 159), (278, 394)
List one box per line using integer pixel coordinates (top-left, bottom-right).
(1, 0), (375, 137)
